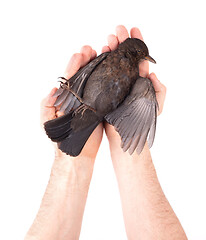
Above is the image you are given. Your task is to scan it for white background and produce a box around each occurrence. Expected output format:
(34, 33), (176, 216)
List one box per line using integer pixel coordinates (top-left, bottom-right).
(0, 0), (206, 239)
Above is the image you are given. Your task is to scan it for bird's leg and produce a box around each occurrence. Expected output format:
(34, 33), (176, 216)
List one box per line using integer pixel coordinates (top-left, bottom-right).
(68, 89), (84, 104)
(58, 77), (84, 103)
(58, 77), (96, 115)
(74, 104), (96, 117)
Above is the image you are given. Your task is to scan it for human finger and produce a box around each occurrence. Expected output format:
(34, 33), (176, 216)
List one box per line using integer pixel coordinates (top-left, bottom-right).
(64, 45), (96, 80)
(130, 27), (144, 41)
(102, 45), (111, 53)
(116, 25), (129, 43)
(64, 53), (84, 79)
(44, 87), (58, 107)
(91, 49), (97, 60)
(107, 34), (119, 51)
(139, 60), (149, 78)
(149, 73), (167, 115)
(40, 88), (58, 126)
(80, 45), (93, 64)
(55, 110), (64, 118)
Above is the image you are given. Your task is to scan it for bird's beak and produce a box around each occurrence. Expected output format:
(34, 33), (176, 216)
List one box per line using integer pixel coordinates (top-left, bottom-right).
(144, 55), (156, 64)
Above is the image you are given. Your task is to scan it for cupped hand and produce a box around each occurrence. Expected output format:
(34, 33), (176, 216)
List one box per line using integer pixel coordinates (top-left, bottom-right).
(102, 25), (167, 153)
(41, 46), (104, 159)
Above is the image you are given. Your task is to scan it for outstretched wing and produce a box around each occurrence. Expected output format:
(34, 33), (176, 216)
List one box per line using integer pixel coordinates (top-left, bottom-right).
(53, 52), (110, 113)
(105, 77), (158, 155)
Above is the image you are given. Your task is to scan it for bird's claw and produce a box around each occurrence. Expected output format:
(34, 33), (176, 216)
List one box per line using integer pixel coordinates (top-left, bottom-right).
(58, 77), (68, 89)
(74, 104), (96, 118)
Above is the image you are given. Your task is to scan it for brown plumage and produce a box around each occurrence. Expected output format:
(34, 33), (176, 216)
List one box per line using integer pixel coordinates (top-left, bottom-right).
(44, 38), (158, 156)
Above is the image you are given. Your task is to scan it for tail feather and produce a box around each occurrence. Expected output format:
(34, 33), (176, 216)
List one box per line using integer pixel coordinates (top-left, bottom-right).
(44, 113), (73, 142)
(44, 108), (102, 156)
(58, 121), (99, 156)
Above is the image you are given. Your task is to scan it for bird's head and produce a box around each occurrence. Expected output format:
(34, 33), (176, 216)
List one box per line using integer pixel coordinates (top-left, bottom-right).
(120, 38), (156, 64)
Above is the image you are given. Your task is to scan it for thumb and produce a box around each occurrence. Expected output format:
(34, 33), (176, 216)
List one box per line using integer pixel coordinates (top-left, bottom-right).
(40, 88), (58, 127)
(149, 73), (167, 115)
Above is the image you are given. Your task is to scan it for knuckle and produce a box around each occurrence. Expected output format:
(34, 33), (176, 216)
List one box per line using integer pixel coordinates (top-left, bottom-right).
(71, 53), (83, 65)
(81, 45), (92, 52)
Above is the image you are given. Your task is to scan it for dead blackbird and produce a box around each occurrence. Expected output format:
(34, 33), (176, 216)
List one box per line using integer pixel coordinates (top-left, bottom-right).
(44, 38), (158, 156)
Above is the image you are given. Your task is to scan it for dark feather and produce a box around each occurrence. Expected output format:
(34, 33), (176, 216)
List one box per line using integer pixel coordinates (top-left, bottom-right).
(53, 52), (109, 113)
(44, 112), (73, 142)
(58, 121), (99, 156)
(44, 107), (102, 156)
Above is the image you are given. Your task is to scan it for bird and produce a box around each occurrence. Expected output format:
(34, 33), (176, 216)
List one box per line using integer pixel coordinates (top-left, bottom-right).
(44, 38), (158, 156)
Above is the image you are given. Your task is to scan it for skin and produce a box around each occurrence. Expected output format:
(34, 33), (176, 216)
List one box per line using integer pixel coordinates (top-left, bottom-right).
(103, 26), (187, 240)
(25, 26), (187, 240)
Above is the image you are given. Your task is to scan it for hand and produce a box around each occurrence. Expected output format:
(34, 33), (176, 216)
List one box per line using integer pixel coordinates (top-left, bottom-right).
(26, 46), (104, 240)
(100, 26), (187, 240)
(41, 46), (104, 159)
(102, 25), (167, 153)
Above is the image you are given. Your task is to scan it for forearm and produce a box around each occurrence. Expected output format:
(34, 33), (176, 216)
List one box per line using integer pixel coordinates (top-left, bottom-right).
(110, 143), (187, 240)
(25, 155), (95, 240)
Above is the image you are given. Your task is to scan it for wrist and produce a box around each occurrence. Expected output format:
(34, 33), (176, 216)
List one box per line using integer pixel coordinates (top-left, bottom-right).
(25, 155), (94, 240)
(109, 140), (153, 169)
(51, 154), (95, 190)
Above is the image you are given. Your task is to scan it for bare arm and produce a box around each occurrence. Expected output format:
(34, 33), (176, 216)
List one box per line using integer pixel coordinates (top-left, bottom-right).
(103, 25), (187, 240)
(25, 46), (103, 240)
(106, 131), (187, 239)
(25, 155), (96, 240)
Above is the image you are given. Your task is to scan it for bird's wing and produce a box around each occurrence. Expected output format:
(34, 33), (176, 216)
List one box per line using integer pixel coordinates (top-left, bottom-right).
(53, 52), (110, 113)
(105, 77), (158, 155)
